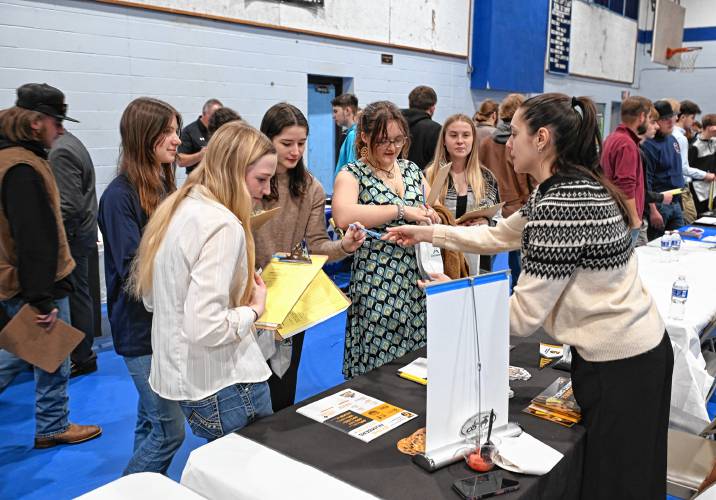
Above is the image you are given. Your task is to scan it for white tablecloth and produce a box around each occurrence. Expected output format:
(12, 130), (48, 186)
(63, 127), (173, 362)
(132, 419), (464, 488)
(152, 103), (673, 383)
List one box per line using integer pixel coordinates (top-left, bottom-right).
(637, 239), (716, 424)
(180, 433), (379, 500)
(76, 472), (205, 499)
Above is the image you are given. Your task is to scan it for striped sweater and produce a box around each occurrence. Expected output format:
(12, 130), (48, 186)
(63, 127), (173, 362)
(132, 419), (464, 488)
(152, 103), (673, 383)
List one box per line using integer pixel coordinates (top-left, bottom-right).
(433, 173), (664, 362)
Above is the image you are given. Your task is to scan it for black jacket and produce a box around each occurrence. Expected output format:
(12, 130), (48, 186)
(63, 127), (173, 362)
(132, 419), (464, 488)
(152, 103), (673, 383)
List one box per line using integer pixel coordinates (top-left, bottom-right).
(402, 108), (441, 170)
(0, 136), (73, 314)
(49, 131), (98, 256)
(97, 174), (153, 357)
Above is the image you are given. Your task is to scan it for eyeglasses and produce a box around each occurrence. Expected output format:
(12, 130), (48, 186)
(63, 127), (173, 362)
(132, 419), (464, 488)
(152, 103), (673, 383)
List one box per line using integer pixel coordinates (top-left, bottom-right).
(375, 136), (406, 149)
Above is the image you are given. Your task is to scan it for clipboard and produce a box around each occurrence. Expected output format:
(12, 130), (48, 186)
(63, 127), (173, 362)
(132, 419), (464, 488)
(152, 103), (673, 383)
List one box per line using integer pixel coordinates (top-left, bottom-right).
(251, 207), (281, 231)
(0, 304), (83, 373)
(455, 202), (504, 225)
(426, 163), (452, 206)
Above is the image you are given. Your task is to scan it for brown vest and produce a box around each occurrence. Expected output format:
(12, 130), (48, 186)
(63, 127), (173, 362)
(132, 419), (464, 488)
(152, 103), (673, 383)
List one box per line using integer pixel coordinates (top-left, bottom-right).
(0, 146), (75, 300)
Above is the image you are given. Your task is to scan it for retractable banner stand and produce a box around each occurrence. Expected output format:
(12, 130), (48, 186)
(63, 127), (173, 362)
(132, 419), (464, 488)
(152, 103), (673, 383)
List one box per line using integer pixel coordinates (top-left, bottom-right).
(416, 271), (510, 471)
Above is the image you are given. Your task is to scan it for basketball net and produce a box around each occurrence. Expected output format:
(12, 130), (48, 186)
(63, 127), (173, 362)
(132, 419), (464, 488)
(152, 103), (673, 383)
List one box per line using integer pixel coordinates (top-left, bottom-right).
(666, 46), (703, 73)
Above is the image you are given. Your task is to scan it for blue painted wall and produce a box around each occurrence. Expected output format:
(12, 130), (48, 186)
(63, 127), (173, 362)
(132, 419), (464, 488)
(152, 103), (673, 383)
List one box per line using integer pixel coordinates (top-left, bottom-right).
(307, 82), (337, 195)
(471, 0), (550, 93)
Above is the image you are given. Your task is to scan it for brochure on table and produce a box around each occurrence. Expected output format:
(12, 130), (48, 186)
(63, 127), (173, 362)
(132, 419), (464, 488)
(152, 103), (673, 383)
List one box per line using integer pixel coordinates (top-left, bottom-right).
(297, 389), (418, 443)
(422, 271), (510, 465)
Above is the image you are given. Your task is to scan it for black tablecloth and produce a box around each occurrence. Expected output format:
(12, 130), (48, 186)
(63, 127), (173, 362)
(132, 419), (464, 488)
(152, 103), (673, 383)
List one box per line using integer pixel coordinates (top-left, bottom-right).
(239, 339), (585, 499)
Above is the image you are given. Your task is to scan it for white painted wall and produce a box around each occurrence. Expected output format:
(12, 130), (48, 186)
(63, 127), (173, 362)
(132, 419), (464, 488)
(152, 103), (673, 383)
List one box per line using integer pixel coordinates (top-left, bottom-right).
(635, 0), (716, 112)
(569, 0), (638, 83)
(109, 0), (471, 55)
(0, 0), (473, 195)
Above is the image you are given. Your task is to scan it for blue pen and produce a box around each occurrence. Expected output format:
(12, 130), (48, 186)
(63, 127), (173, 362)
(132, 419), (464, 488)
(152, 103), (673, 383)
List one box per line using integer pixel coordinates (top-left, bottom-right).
(349, 223), (383, 239)
(422, 183), (427, 207)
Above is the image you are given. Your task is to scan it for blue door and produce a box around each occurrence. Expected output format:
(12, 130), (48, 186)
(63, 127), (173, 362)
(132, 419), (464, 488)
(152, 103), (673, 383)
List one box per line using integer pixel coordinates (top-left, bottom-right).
(307, 82), (336, 195)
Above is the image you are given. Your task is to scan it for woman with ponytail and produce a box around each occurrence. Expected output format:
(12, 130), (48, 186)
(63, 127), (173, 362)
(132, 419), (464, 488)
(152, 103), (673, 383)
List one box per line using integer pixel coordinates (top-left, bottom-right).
(131, 122), (278, 440)
(385, 93), (671, 499)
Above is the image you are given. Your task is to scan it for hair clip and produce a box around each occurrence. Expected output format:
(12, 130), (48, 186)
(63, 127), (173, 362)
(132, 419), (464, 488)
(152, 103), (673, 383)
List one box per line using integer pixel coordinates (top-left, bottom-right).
(571, 97), (583, 119)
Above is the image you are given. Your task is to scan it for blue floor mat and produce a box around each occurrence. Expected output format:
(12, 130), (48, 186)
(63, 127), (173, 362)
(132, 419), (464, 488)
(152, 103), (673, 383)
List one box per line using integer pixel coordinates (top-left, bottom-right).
(0, 313), (345, 499)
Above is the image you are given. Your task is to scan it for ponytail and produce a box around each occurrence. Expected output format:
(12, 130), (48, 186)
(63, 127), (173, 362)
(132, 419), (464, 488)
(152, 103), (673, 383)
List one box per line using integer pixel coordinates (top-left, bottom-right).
(520, 93), (628, 222)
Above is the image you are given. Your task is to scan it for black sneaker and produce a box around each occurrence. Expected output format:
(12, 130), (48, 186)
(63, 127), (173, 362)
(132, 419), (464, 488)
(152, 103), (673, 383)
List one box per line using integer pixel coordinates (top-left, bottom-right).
(70, 358), (98, 378)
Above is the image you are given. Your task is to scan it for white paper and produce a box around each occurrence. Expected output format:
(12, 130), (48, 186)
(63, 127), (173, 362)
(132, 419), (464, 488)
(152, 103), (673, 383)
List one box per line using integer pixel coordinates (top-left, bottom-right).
(296, 389), (417, 443)
(493, 432), (564, 476)
(398, 357), (428, 380)
(695, 217), (716, 225)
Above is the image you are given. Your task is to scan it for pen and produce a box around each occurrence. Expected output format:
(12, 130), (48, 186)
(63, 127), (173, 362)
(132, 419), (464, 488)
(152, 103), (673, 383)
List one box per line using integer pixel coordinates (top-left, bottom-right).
(422, 183), (427, 208)
(349, 223), (383, 239)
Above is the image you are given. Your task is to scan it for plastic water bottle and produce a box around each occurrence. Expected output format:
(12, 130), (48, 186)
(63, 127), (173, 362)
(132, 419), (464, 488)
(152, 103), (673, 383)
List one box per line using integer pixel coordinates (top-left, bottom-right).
(670, 232), (682, 262)
(669, 275), (689, 320)
(660, 231), (672, 262)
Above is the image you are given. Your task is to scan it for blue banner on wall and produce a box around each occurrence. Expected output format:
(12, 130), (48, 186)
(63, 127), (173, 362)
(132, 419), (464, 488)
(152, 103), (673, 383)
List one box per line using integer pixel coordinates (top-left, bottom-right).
(471, 0), (550, 93)
(548, 0), (572, 75)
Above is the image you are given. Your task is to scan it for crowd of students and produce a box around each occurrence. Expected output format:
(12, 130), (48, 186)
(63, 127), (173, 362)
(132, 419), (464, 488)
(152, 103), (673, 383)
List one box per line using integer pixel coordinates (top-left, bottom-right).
(1, 80), (714, 498)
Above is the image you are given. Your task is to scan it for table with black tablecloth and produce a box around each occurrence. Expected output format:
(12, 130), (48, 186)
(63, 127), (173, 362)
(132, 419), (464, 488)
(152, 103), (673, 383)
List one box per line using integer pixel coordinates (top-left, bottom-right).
(202, 338), (584, 500)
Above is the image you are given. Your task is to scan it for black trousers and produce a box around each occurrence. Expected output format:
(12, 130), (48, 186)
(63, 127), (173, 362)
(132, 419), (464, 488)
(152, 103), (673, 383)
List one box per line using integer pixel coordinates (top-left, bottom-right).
(69, 254), (97, 365)
(267, 331), (305, 412)
(571, 333), (673, 500)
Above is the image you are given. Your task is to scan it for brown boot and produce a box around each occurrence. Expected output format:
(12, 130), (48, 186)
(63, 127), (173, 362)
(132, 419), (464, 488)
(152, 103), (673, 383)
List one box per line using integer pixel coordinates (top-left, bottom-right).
(34, 423), (102, 449)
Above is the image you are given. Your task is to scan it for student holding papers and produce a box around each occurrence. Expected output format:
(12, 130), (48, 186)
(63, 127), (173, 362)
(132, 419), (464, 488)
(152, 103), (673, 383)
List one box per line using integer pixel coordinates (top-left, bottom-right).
(424, 114), (500, 273)
(131, 122), (277, 440)
(255, 103), (365, 411)
(384, 94), (672, 499)
(332, 101), (440, 379)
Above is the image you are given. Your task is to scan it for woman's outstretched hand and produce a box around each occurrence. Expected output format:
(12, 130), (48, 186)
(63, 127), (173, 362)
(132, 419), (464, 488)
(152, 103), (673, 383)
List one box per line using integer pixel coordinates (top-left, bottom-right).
(382, 224), (435, 247)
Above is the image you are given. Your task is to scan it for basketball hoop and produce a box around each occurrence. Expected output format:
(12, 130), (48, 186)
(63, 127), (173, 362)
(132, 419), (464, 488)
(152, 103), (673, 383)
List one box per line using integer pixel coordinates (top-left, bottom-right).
(666, 46), (703, 72)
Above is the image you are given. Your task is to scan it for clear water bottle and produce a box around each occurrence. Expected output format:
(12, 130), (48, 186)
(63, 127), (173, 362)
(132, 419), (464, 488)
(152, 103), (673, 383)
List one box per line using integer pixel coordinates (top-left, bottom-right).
(670, 232), (682, 262)
(660, 231), (672, 262)
(669, 275), (689, 320)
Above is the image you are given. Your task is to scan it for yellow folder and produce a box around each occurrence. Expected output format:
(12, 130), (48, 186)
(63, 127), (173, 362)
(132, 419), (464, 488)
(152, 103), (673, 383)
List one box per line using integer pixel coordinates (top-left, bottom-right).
(257, 255), (350, 338)
(277, 270), (351, 338)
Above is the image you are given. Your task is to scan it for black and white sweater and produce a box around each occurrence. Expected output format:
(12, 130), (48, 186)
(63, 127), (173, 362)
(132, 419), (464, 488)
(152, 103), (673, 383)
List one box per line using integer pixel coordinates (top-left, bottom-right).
(433, 173), (664, 362)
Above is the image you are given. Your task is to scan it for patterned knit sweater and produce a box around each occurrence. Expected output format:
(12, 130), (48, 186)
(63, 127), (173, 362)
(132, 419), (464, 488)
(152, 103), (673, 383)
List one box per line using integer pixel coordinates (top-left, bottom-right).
(433, 173), (664, 362)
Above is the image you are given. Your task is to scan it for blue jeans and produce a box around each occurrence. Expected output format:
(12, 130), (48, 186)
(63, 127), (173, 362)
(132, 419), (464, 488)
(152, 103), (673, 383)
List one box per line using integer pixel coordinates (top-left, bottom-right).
(0, 296), (71, 438)
(123, 355), (185, 475)
(179, 381), (273, 441)
(649, 201), (685, 240)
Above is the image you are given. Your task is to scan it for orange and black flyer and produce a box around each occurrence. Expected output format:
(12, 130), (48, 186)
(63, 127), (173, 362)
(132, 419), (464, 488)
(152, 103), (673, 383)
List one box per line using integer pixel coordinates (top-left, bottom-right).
(297, 389), (418, 443)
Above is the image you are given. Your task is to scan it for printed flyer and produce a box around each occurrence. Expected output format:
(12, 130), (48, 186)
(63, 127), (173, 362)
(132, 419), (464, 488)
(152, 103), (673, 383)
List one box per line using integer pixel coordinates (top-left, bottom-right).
(296, 389), (418, 443)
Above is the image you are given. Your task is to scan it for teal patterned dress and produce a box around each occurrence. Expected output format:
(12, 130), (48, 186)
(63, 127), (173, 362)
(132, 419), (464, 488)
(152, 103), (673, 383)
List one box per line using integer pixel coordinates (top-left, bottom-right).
(342, 158), (427, 379)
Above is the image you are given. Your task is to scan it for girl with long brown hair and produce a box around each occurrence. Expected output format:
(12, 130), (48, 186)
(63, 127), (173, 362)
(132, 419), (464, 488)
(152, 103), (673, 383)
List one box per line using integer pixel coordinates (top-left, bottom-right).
(98, 97), (184, 474)
(131, 121), (277, 440)
(254, 103), (365, 410)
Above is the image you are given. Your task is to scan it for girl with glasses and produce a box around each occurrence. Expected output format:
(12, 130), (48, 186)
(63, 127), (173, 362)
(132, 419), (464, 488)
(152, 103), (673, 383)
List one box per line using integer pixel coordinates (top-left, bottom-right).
(332, 100), (440, 378)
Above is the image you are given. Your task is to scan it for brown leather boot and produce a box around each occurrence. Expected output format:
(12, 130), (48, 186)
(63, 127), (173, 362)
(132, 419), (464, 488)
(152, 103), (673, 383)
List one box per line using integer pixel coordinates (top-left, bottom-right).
(34, 423), (102, 449)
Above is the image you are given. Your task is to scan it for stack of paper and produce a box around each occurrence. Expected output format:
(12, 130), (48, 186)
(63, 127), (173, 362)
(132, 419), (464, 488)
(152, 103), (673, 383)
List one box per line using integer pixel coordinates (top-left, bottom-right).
(256, 255), (351, 338)
(695, 217), (716, 226)
(523, 377), (581, 427)
(494, 432), (564, 476)
(397, 357), (428, 385)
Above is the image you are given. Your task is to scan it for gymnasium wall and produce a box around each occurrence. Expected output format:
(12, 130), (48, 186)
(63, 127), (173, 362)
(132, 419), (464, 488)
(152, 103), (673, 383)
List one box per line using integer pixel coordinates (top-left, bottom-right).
(0, 0), (474, 195)
(636, 0), (716, 111)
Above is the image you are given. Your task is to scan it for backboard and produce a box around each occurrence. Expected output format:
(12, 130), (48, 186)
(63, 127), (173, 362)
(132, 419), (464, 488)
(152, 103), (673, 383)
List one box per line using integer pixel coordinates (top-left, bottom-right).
(651, 0), (686, 68)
